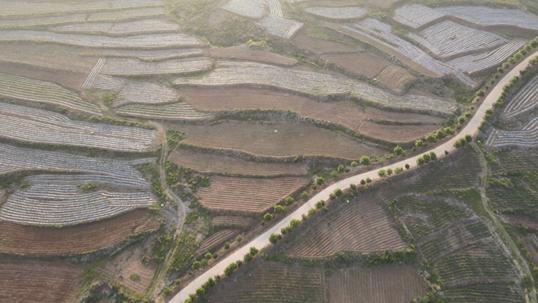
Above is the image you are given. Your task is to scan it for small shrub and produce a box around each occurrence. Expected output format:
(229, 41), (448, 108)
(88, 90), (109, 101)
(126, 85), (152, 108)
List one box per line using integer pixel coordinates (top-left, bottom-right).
(283, 196), (295, 205)
(405, 164), (410, 170)
(378, 169), (386, 177)
(263, 213), (273, 221)
(360, 179), (366, 185)
(224, 262), (238, 276)
(273, 205), (286, 214)
(360, 156), (370, 165)
(393, 145), (405, 156)
(269, 233), (281, 244)
(334, 188), (343, 197)
(315, 200), (325, 209)
(387, 168), (393, 175)
(429, 152), (437, 161)
(129, 273), (141, 282)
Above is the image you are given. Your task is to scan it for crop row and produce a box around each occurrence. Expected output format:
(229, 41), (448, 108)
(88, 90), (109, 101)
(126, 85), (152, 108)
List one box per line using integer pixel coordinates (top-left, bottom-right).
(0, 0), (162, 17)
(503, 75), (538, 119)
(115, 102), (215, 121)
(0, 7), (166, 29)
(174, 61), (458, 115)
(197, 176), (309, 213)
(304, 6), (367, 20)
(196, 229), (238, 255)
(100, 57), (213, 76)
(211, 216), (254, 230)
(256, 16), (304, 39)
(394, 4), (538, 32)
(50, 19), (180, 36)
(0, 102), (157, 152)
(287, 199), (406, 258)
(486, 117), (538, 148)
(336, 19), (476, 87)
(408, 20), (506, 59)
(0, 174), (156, 226)
(448, 40), (526, 76)
(82, 48), (203, 62)
(114, 80), (180, 106)
(0, 72), (101, 115)
(0, 143), (154, 183)
(0, 30), (204, 49)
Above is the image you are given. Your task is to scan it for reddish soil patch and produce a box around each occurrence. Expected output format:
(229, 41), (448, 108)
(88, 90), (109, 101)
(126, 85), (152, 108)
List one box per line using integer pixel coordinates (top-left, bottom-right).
(287, 199), (406, 258)
(197, 176), (309, 213)
(196, 229), (239, 255)
(180, 87), (443, 144)
(0, 258), (84, 303)
(99, 243), (157, 295)
(321, 52), (389, 79)
(327, 265), (428, 303)
(292, 27), (359, 55)
(0, 209), (160, 257)
(175, 120), (386, 160)
(169, 147), (308, 177)
(205, 46), (298, 66)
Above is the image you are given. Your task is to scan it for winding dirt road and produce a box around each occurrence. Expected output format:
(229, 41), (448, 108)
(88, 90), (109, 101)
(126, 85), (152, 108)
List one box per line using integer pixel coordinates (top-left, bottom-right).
(169, 51), (538, 303)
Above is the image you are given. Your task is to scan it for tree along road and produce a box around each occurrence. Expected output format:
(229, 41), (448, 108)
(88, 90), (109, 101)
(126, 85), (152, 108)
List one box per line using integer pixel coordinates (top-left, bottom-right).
(169, 51), (538, 303)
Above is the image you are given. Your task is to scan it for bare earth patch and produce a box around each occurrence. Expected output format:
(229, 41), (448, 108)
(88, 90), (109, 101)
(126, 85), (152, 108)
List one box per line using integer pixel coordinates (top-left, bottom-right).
(205, 46), (298, 66)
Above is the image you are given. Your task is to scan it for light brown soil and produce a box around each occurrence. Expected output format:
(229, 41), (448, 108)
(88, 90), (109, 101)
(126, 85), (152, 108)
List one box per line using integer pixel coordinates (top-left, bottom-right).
(0, 258), (84, 303)
(292, 27), (360, 55)
(321, 52), (389, 79)
(0, 210), (160, 257)
(180, 87), (442, 144)
(375, 64), (417, 93)
(287, 199), (406, 258)
(0, 61), (88, 91)
(99, 243), (157, 295)
(197, 176), (309, 213)
(196, 229), (239, 255)
(205, 46), (298, 66)
(175, 120), (386, 160)
(169, 147), (308, 177)
(327, 265), (428, 303)
(365, 0), (401, 9)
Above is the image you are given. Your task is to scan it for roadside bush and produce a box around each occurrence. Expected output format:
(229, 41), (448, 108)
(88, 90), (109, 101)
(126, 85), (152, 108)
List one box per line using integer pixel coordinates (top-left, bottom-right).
(269, 233), (281, 244)
(378, 169), (386, 177)
(224, 262), (238, 276)
(360, 156), (371, 165)
(387, 168), (393, 175)
(393, 145), (405, 156)
(273, 205), (286, 214)
(263, 213), (273, 221)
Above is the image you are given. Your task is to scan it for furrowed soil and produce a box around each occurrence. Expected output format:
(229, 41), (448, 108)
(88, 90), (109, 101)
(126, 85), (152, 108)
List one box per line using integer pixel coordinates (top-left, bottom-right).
(0, 209), (160, 256)
(180, 87), (442, 144)
(205, 46), (298, 66)
(169, 147), (309, 177)
(175, 120), (387, 160)
(0, 258), (84, 303)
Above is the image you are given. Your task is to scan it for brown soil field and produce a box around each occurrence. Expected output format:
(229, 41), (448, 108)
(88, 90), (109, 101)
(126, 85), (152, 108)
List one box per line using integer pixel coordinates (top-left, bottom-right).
(0, 61), (89, 91)
(99, 243), (157, 295)
(0, 209), (160, 257)
(502, 215), (538, 230)
(320, 52), (389, 79)
(0, 42), (96, 74)
(181, 88), (442, 143)
(205, 261), (326, 303)
(364, 0), (401, 9)
(211, 215), (254, 230)
(176, 120), (386, 160)
(197, 176), (309, 213)
(375, 64), (417, 93)
(169, 148), (308, 177)
(327, 265), (428, 303)
(196, 229), (239, 255)
(0, 258), (84, 303)
(287, 199), (407, 258)
(522, 235), (538, 265)
(205, 46), (298, 66)
(292, 28), (360, 55)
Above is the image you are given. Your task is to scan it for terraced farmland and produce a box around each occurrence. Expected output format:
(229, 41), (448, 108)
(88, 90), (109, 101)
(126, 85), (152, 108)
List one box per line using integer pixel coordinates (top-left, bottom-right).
(503, 74), (538, 119)
(211, 216), (254, 230)
(114, 80), (180, 106)
(100, 57), (213, 76)
(287, 199), (407, 258)
(0, 209), (160, 256)
(50, 19), (180, 36)
(115, 102), (214, 121)
(205, 261), (325, 303)
(169, 148), (308, 177)
(486, 117), (538, 148)
(0, 143), (154, 185)
(180, 87), (442, 144)
(0, 72), (101, 115)
(305, 6), (367, 20)
(0, 102), (157, 152)
(176, 121), (386, 160)
(196, 229), (239, 254)
(327, 265), (428, 303)
(409, 20), (506, 59)
(174, 61), (457, 115)
(0, 259), (84, 303)
(448, 40), (526, 75)
(0, 174), (156, 227)
(83, 48), (204, 62)
(0, 30), (204, 49)
(197, 176), (309, 213)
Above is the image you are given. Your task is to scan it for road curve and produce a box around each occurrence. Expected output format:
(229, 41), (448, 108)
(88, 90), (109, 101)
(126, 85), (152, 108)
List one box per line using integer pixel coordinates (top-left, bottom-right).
(169, 51), (538, 303)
